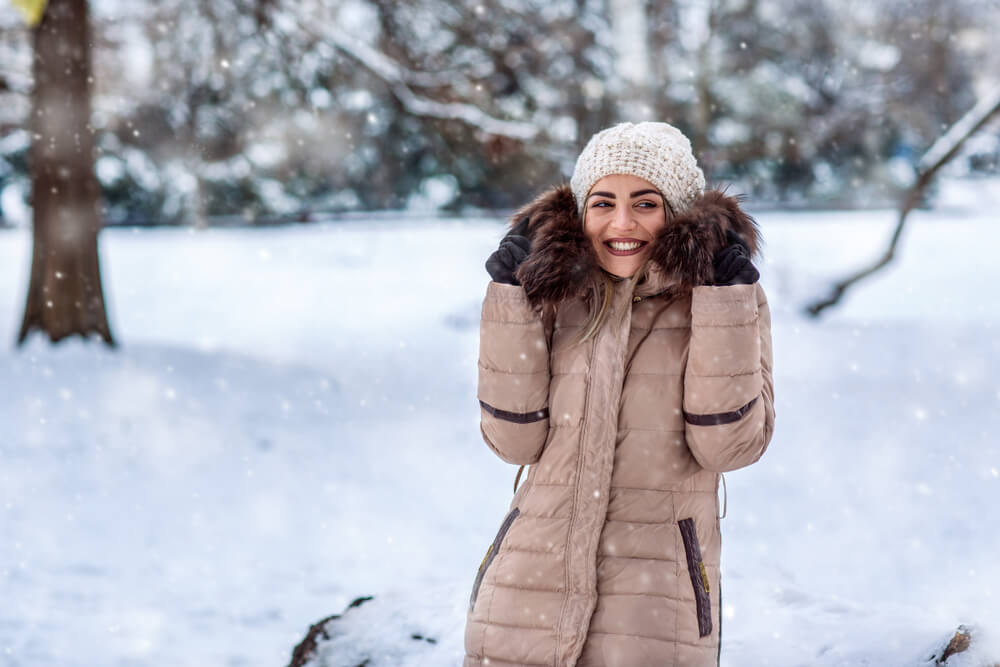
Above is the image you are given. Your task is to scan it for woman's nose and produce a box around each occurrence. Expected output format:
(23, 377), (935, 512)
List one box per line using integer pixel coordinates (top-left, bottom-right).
(610, 205), (635, 232)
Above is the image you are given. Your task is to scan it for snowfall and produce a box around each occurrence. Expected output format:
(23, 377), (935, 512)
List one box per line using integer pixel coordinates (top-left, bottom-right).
(1, 186), (999, 667)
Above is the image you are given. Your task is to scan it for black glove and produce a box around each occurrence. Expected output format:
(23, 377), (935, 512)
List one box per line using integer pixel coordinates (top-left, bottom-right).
(485, 216), (532, 286)
(711, 229), (759, 286)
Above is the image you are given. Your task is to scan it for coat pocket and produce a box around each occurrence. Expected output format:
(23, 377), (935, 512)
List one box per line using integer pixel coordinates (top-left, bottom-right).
(469, 506), (520, 612)
(678, 517), (713, 638)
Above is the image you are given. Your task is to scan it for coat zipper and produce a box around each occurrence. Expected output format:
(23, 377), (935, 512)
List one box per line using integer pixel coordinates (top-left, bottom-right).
(555, 320), (600, 663)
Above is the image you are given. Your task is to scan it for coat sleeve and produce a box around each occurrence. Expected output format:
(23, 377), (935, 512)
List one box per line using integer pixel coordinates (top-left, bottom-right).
(682, 282), (775, 473)
(477, 280), (554, 465)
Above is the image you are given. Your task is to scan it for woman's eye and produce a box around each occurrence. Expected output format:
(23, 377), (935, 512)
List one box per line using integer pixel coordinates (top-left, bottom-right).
(591, 201), (612, 208)
(636, 201), (657, 209)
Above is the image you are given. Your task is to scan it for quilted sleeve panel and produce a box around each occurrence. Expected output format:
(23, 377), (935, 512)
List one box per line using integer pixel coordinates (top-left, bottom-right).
(477, 281), (554, 465)
(682, 282), (775, 472)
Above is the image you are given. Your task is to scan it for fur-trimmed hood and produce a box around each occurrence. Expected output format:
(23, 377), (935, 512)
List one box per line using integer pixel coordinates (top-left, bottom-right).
(510, 184), (761, 309)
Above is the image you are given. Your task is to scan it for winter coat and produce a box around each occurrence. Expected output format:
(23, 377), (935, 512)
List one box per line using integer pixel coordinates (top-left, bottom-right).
(463, 185), (775, 667)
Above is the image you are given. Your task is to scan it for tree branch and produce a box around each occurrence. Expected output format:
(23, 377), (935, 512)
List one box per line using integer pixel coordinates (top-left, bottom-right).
(292, 21), (540, 142)
(806, 87), (1000, 317)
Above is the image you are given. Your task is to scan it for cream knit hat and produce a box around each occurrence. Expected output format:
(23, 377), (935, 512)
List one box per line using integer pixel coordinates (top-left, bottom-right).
(569, 121), (705, 217)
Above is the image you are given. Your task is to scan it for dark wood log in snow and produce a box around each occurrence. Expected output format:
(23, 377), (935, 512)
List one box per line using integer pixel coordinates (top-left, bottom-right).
(806, 87), (1000, 317)
(18, 0), (115, 346)
(928, 624), (999, 666)
(287, 594), (441, 667)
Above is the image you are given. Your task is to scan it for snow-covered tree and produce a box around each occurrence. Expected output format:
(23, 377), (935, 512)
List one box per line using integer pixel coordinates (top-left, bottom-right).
(1, 0), (998, 223)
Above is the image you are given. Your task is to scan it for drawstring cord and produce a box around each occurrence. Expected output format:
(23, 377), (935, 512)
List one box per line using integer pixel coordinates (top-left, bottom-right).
(719, 472), (728, 519)
(514, 464), (526, 494)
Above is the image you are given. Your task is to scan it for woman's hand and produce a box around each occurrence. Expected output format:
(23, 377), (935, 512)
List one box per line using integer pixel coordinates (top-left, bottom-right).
(485, 216), (532, 286)
(710, 229), (759, 286)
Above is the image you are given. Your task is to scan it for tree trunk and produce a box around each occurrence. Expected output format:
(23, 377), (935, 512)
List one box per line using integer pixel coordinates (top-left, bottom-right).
(18, 0), (115, 346)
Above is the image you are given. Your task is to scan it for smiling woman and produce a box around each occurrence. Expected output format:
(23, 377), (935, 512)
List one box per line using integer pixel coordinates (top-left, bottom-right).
(468, 121), (775, 667)
(583, 174), (671, 279)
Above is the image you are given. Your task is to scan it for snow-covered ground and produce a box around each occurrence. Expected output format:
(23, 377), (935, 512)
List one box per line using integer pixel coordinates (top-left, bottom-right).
(1, 207), (998, 667)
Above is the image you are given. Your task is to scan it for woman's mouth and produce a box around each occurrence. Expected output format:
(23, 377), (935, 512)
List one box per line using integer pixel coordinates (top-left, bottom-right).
(603, 239), (648, 256)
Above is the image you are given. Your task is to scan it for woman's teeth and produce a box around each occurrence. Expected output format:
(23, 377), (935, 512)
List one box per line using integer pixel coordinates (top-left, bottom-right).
(604, 240), (647, 255)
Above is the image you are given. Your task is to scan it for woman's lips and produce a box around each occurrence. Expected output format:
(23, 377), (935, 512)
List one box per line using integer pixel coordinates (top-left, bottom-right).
(603, 239), (648, 256)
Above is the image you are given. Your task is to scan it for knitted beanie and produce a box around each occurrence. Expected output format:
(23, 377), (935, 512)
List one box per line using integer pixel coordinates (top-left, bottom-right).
(569, 121), (705, 217)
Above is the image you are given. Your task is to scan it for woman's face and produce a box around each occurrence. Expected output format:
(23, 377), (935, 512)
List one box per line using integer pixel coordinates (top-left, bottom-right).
(583, 174), (669, 278)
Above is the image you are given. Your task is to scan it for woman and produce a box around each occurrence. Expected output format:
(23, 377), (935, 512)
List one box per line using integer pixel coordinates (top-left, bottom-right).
(465, 122), (775, 667)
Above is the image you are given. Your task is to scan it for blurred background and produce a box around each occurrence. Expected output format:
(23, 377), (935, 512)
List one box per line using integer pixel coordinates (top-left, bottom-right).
(2, 0), (999, 226)
(1, 1), (999, 666)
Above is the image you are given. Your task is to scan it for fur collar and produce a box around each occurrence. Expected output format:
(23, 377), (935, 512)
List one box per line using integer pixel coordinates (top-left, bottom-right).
(511, 184), (761, 310)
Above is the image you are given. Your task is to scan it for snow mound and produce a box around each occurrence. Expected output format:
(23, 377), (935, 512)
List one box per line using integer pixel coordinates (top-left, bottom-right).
(291, 590), (468, 667)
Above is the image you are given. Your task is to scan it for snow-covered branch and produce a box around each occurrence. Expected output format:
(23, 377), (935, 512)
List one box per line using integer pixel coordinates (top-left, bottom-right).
(303, 27), (540, 141)
(918, 86), (1000, 172)
(807, 87), (1000, 317)
(328, 32), (493, 90)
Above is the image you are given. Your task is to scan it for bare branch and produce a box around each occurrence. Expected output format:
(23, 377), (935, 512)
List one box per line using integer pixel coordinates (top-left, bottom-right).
(806, 86), (1000, 317)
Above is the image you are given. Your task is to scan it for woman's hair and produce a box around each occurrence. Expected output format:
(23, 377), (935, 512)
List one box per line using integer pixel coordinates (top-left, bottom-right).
(572, 262), (650, 346)
(571, 192), (670, 346)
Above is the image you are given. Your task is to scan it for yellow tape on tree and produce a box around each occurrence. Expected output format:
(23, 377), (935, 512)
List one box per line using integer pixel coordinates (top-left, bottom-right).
(11, 0), (49, 27)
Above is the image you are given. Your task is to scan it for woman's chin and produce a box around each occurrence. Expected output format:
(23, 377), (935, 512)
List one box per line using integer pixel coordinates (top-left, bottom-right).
(600, 259), (641, 279)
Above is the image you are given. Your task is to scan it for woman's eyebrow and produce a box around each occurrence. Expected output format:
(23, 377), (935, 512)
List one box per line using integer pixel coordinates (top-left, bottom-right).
(587, 189), (660, 200)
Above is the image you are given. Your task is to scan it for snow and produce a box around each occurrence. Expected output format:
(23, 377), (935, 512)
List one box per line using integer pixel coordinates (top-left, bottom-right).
(0, 181), (29, 228)
(1, 208), (998, 666)
(406, 175), (460, 212)
(856, 41), (901, 71)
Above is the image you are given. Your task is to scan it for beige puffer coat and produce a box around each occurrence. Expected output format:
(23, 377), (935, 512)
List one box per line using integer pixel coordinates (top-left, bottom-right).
(464, 185), (775, 667)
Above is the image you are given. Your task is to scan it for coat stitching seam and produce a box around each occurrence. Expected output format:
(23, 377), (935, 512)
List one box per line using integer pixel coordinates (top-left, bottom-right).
(615, 426), (684, 432)
(606, 485), (714, 494)
(549, 421), (583, 429)
(480, 317), (544, 326)
(598, 555), (721, 567)
(686, 368), (760, 379)
(629, 324), (691, 331)
(478, 650), (551, 667)
(623, 371), (683, 377)
(690, 319), (758, 329)
(597, 554), (678, 563)
(489, 581), (565, 594)
(585, 630), (718, 650)
(479, 363), (550, 376)
(506, 516), (570, 525)
(602, 516), (682, 526)
(594, 591), (693, 601)
(501, 546), (566, 558)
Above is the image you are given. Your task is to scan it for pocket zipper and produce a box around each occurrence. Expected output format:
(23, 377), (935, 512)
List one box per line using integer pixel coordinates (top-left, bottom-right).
(678, 517), (713, 638)
(469, 507), (521, 611)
